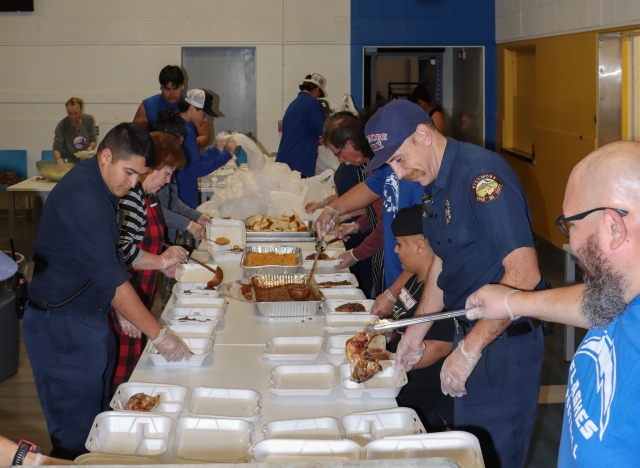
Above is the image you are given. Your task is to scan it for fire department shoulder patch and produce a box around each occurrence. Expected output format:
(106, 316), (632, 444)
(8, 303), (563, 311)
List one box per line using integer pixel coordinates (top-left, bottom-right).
(471, 174), (503, 203)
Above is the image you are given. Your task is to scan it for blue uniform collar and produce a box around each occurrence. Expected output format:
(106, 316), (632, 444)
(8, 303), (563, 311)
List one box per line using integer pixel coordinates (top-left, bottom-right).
(432, 137), (458, 191)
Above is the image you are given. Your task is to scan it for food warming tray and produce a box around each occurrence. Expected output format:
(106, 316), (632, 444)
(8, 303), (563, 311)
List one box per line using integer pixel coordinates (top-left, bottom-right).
(262, 336), (326, 361)
(186, 387), (262, 422)
(110, 382), (189, 416)
(240, 245), (301, 276)
(249, 274), (325, 317)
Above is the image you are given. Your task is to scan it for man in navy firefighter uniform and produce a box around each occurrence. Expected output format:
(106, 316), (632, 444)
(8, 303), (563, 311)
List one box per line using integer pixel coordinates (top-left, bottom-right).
(23, 123), (191, 460)
(363, 100), (545, 468)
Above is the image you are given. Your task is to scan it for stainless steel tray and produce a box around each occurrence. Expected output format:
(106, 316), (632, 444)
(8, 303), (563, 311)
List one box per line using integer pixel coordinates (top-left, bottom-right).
(240, 245), (302, 276)
(246, 221), (317, 243)
(249, 274), (325, 317)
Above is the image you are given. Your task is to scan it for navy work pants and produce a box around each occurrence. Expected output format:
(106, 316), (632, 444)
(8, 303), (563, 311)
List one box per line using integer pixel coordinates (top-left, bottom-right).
(453, 320), (544, 468)
(22, 305), (116, 460)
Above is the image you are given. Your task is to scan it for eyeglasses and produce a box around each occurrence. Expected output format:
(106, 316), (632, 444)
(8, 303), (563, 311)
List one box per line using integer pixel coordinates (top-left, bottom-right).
(555, 207), (628, 237)
(422, 193), (434, 218)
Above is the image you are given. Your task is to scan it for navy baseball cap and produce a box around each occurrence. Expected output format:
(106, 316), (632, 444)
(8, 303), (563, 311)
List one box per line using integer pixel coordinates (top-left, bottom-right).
(364, 100), (430, 172)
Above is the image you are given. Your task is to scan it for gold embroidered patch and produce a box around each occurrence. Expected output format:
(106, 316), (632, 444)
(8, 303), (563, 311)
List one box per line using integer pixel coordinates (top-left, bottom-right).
(471, 174), (503, 203)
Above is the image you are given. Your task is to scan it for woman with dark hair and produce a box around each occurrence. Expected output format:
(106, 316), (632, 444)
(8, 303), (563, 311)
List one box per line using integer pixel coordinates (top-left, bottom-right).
(175, 89), (236, 209)
(110, 132), (189, 385)
(408, 83), (445, 134)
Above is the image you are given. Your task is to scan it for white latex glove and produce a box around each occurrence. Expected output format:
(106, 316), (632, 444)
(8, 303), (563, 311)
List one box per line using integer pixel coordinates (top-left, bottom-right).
(371, 289), (396, 319)
(214, 132), (231, 150)
(116, 311), (142, 339)
(335, 222), (359, 241)
(394, 335), (426, 372)
(152, 327), (191, 362)
(465, 284), (520, 321)
(305, 199), (329, 213)
(197, 213), (211, 227)
(337, 250), (358, 269)
(440, 339), (482, 397)
(186, 220), (206, 240)
(161, 246), (187, 270)
(315, 206), (339, 239)
(224, 137), (237, 154)
(369, 348), (395, 361)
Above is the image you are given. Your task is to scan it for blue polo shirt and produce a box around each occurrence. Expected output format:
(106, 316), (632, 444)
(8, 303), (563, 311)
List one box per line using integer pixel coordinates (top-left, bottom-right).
(365, 165), (424, 288)
(142, 93), (186, 123)
(276, 92), (326, 177)
(28, 157), (131, 316)
(422, 138), (535, 310)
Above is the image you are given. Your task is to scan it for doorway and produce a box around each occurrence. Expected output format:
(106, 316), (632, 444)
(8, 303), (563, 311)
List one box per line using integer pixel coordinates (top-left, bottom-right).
(363, 46), (485, 147)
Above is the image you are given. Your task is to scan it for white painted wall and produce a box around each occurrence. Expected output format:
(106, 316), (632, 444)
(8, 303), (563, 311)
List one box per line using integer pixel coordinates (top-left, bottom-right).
(496, 0), (640, 43)
(0, 0), (350, 177)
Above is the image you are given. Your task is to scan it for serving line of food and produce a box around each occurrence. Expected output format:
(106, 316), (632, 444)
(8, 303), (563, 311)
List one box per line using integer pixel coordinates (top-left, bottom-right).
(78, 221), (484, 466)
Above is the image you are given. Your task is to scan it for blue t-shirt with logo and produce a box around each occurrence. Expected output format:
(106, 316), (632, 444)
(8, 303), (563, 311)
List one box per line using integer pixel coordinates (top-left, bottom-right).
(558, 296), (640, 467)
(364, 165), (423, 288)
(143, 93), (186, 123)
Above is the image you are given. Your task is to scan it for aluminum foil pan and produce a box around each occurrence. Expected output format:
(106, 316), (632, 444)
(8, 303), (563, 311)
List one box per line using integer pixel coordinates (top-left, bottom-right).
(249, 274), (325, 317)
(241, 245), (302, 276)
(246, 221), (317, 243)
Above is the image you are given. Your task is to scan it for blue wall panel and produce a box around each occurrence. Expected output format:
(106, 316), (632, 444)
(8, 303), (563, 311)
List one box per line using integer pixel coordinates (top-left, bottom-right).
(350, 0), (496, 149)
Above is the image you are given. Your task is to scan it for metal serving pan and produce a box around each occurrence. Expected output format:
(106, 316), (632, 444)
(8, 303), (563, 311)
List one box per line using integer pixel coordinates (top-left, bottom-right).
(246, 221), (317, 243)
(248, 274), (325, 317)
(240, 245), (302, 276)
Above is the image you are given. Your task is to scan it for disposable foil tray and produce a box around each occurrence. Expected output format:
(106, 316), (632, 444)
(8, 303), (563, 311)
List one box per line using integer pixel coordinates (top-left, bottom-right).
(250, 274), (325, 317)
(187, 387), (262, 422)
(110, 382), (189, 416)
(240, 245), (302, 276)
(85, 411), (172, 456)
(172, 417), (254, 463)
(246, 220), (317, 243)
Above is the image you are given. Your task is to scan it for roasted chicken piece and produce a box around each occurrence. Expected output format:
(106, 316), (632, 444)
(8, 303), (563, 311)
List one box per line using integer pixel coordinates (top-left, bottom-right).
(125, 393), (160, 412)
(346, 331), (383, 383)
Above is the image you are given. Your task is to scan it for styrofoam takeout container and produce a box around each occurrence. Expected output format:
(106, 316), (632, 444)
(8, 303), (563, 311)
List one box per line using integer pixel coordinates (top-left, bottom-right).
(168, 323), (216, 339)
(301, 249), (345, 269)
(314, 273), (359, 288)
(321, 314), (378, 333)
(323, 299), (375, 315)
(321, 288), (367, 301)
(175, 263), (222, 285)
(167, 307), (224, 327)
(172, 283), (221, 299)
(147, 338), (212, 367)
(206, 218), (246, 249)
(210, 248), (244, 263)
(251, 439), (361, 463)
(187, 387), (262, 422)
(338, 361), (408, 399)
(322, 334), (385, 366)
(173, 297), (226, 309)
(110, 382), (189, 416)
(262, 417), (343, 441)
(341, 410), (424, 445)
(262, 336), (326, 361)
(268, 364), (338, 396)
(365, 431), (485, 468)
(172, 417), (254, 463)
(74, 453), (160, 465)
(85, 411), (172, 456)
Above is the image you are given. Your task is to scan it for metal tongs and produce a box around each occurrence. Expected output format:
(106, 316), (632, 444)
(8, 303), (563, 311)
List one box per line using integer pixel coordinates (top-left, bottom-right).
(315, 237), (341, 252)
(364, 308), (475, 334)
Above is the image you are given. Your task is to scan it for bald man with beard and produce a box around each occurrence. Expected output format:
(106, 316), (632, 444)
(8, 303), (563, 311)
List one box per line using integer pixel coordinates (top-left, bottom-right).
(465, 140), (640, 467)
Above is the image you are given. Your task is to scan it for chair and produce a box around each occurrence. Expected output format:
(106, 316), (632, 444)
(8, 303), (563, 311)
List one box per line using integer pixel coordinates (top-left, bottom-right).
(0, 150), (27, 191)
(41, 150), (55, 161)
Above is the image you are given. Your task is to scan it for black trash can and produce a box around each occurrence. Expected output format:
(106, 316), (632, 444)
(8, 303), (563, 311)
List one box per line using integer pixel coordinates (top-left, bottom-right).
(0, 287), (18, 381)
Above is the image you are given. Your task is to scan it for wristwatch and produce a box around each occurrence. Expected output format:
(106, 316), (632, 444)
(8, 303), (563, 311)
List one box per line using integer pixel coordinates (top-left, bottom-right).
(11, 439), (40, 466)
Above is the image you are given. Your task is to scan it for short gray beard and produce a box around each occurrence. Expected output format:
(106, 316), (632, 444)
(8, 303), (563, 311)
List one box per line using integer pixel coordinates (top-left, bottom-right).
(577, 234), (629, 328)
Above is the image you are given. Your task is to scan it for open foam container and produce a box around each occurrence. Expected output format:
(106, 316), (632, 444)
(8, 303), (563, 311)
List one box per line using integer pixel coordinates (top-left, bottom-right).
(322, 314), (378, 333)
(172, 297), (226, 309)
(301, 248), (345, 269)
(314, 273), (359, 288)
(147, 337), (212, 367)
(323, 299), (375, 315)
(323, 334), (385, 366)
(172, 283), (221, 299)
(320, 287), (367, 301)
(166, 306), (224, 327)
(110, 382), (189, 417)
(206, 218), (246, 249)
(262, 336), (326, 361)
(74, 453), (160, 465)
(186, 387), (262, 422)
(167, 323), (216, 339)
(174, 263), (222, 285)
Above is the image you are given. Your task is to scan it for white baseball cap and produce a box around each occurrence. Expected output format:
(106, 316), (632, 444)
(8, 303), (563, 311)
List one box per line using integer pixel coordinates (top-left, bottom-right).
(184, 89), (219, 117)
(303, 73), (327, 98)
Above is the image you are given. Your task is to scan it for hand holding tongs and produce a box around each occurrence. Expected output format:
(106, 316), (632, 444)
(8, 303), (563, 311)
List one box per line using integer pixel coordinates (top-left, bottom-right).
(315, 236), (341, 252)
(364, 308), (475, 334)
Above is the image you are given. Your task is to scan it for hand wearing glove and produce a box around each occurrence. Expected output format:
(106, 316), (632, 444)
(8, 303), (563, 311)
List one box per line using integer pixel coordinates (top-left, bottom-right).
(162, 263), (179, 279)
(224, 137), (237, 154)
(214, 132), (230, 150)
(369, 348), (395, 361)
(152, 327), (191, 362)
(371, 289), (396, 319)
(186, 220), (206, 240)
(197, 213), (211, 227)
(337, 250), (359, 269)
(465, 284), (520, 321)
(161, 245), (187, 270)
(314, 206), (339, 239)
(440, 339), (481, 397)
(305, 199), (329, 213)
(394, 335), (426, 372)
(116, 311), (142, 339)
(335, 222), (359, 241)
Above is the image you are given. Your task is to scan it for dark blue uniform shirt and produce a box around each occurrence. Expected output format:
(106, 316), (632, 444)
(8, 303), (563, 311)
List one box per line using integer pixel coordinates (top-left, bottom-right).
(28, 157), (131, 315)
(275, 92), (326, 177)
(423, 138), (535, 310)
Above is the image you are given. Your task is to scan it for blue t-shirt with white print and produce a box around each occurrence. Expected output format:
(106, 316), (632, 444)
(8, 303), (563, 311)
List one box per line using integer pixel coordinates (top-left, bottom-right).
(558, 295), (640, 467)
